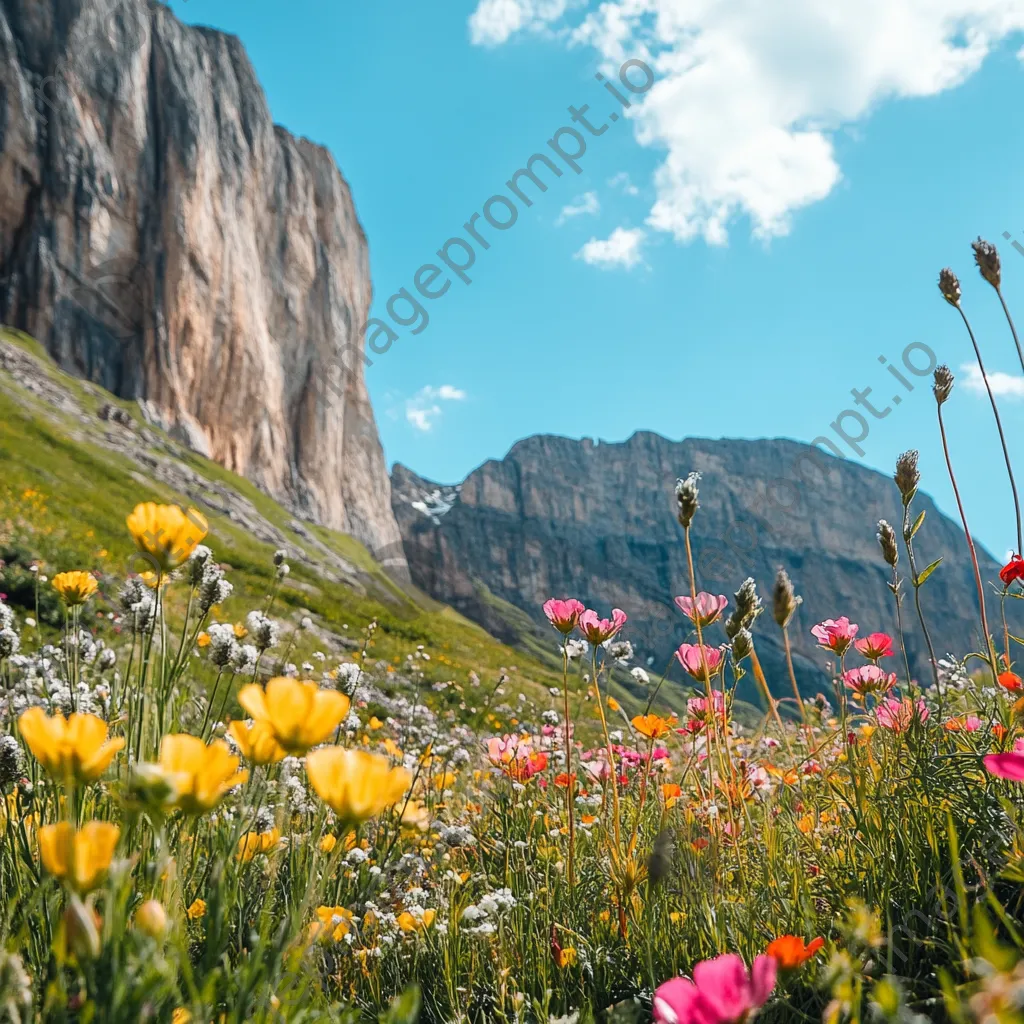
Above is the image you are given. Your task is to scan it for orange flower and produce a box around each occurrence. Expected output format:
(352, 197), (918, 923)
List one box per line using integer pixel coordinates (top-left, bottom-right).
(1000, 672), (1023, 693)
(660, 783), (682, 809)
(631, 714), (675, 739)
(554, 772), (576, 789)
(766, 934), (825, 969)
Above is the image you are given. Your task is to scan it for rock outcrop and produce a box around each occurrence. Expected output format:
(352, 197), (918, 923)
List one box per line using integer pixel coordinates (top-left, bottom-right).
(393, 433), (1006, 694)
(0, 0), (404, 567)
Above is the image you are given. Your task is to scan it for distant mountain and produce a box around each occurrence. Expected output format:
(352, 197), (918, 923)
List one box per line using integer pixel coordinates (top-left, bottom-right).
(392, 432), (1006, 697)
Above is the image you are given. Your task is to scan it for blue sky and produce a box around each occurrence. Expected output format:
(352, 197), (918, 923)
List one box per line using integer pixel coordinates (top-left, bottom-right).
(169, 0), (1024, 558)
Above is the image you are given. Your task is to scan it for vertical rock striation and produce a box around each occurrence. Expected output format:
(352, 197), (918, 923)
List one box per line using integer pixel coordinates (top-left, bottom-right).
(0, 0), (404, 566)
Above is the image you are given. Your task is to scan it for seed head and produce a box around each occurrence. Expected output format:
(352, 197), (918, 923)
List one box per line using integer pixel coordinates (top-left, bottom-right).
(725, 577), (762, 639)
(0, 735), (24, 788)
(933, 365), (954, 406)
(675, 473), (701, 529)
(877, 520), (899, 567)
(731, 628), (753, 662)
(938, 268), (961, 307)
(894, 450), (920, 505)
(772, 569), (801, 629)
(972, 238), (1001, 290)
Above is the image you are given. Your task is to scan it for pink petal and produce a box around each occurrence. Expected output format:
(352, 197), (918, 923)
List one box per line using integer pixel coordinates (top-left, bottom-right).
(653, 979), (721, 1024)
(692, 954), (750, 1020)
(984, 753), (1024, 781)
(749, 955), (777, 1006)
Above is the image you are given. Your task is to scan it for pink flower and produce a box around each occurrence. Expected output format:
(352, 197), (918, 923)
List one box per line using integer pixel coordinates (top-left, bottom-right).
(578, 608), (627, 644)
(854, 632), (894, 660)
(486, 734), (532, 765)
(675, 592), (728, 628)
(875, 697), (929, 733)
(685, 691), (728, 731)
(984, 752), (1024, 781)
(811, 617), (859, 655)
(676, 644), (725, 683)
(842, 665), (897, 696)
(543, 598), (585, 634)
(654, 953), (777, 1024)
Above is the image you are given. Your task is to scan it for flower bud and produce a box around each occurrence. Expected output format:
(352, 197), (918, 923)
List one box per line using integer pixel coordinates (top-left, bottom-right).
(731, 628), (753, 663)
(894, 450), (920, 505)
(675, 473), (701, 529)
(135, 899), (169, 939)
(972, 238), (1001, 289)
(772, 569), (801, 629)
(725, 577), (762, 639)
(877, 520), (899, 567)
(63, 898), (101, 961)
(938, 268), (961, 307)
(933, 365), (954, 406)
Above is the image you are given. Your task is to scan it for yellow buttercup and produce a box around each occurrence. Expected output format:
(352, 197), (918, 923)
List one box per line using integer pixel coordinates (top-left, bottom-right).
(236, 678), (350, 755)
(305, 747), (411, 827)
(51, 571), (98, 607)
(157, 735), (248, 814)
(38, 821), (119, 893)
(126, 502), (208, 573)
(18, 708), (124, 784)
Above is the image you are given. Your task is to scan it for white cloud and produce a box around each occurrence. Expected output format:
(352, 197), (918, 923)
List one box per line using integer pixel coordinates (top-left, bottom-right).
(468, 0), (575, 46)
(608, 172), (640, 196)
(575, 226), (646, 269)
(960, 361), (1024, 398)
(405, 385), (467, 432)
(556, 191), (600, 225)
(470, 0), (1024, 244)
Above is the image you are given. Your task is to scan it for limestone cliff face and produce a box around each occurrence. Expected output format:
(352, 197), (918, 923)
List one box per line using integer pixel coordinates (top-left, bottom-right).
(0, 0), (404, 564)
(393, 433), (1006, 693)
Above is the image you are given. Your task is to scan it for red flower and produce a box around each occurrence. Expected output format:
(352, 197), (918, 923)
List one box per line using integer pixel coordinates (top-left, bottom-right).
(853, 632), (894, 660)
(1000, 555), (1024, 587)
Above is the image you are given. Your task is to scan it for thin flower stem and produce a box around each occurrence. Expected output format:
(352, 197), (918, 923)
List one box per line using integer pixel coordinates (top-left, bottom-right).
(957, 304), (1023, 555)
(901, 499), (941, 696)
(996, 287), (1024, 375)
(782, 626), (812, 747)
(937, 403), (1000, 681)
(561, 641), (575, 888)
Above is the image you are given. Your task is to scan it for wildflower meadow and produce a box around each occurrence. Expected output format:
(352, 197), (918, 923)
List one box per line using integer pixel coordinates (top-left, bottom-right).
(6, 244), (1024, 1023)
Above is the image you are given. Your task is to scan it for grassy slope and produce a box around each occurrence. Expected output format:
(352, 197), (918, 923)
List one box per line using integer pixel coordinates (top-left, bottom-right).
(0, 328), (568, 716)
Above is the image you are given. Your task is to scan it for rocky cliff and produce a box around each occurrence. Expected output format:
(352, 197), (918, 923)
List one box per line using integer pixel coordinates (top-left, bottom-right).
(0, 0), (404, 567)
(392, 433), (1006, 694)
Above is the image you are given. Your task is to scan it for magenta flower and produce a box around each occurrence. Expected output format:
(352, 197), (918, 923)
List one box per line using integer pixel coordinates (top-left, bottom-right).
(654, 953), (777, 1024)
(578, 608), (627, 644)
(675, 592), (728, 628)
(853, 632), (894, 660)
(984, 752), (1024, 781)
(543, 598), (586, 634)
(811, 617), (859, 655)
(875, 696), (929, 733)
(842, 665), (897, 696)
(676, 643), (725, 683)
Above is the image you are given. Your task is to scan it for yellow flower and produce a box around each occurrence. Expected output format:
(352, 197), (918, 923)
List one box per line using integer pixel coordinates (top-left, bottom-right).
(18, 707), (124, 784)
(318, 833), (337, 854)
(197, 632), (211, 648)
(383, 738), (403, 759)
(233, 622), (248, 639)
(38, 821), (119, 893)
(186, 898), (206, 920)
(555, 946), (578, 968)
(607, 696), (621, 712)
(236, 828), (281, 862)
(51, 571), (98, 607)
(368, 716), (384, 730)
(305, 747), (411, 827)
(172, 1012), (192, 1024)
(397, 909), (435, 933)
(138, 571), (170, 590)
(157, 735), (248, 814)
(237, 678), (350, 756)
(312, 905), (354, 943)
(126, 502), (208, 573)
(227, 720), (286, 766)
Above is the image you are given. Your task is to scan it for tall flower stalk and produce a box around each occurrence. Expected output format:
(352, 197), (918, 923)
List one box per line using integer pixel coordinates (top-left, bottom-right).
(931, 365), (1000, 682)
(940, 267), (1023, 556)
(973, 238), (1024, 374)
(893, 451), (940, 695)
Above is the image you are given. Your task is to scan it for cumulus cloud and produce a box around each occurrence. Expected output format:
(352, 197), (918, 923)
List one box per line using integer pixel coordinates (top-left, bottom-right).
(405, 385), (467, 432)
(469, 0), (1024, 244)
(960, 362), (1024, 399)
(575, 226), (646, 269)
(556, 191), (600, 225)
